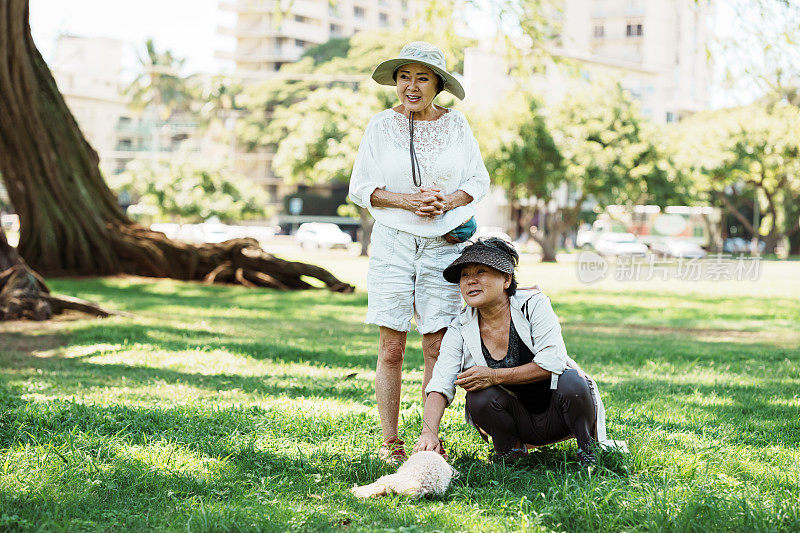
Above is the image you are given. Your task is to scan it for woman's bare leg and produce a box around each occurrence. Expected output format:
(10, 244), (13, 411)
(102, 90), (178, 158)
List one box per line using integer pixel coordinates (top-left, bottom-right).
(376, 326), (407, 440)
(421, 328), (446, 403)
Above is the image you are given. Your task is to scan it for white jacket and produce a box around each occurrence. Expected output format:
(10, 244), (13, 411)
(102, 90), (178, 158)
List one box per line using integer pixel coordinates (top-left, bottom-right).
(425, 288), (622, 449)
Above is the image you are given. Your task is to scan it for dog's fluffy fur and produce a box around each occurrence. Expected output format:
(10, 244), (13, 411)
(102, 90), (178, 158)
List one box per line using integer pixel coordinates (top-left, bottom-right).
(351, 451), (457, 499)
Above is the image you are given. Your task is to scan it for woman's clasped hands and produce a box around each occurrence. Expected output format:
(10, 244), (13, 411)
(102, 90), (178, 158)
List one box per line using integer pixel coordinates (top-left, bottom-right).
(408, 187), (448, 218)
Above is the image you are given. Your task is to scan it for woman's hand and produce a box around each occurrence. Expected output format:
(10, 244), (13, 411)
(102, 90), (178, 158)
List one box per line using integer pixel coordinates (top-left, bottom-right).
(443, 233), (460, 244)
(413, 431), (443, 454)
(455, 366), (499, 392)
(409, 188), (446, 217)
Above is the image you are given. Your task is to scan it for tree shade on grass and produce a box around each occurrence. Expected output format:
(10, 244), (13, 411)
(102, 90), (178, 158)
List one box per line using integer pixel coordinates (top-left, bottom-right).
(1, 264), (798, 531)
(0, 0), (353, 299)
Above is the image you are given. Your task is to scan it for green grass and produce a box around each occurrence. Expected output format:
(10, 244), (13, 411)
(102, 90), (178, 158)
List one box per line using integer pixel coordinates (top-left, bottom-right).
(1, 255), (799, 532)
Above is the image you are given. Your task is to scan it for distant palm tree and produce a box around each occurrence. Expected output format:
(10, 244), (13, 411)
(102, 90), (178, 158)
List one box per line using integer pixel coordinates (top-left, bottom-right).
(125, 39), (192, 121)
(195, 75), (243, 130)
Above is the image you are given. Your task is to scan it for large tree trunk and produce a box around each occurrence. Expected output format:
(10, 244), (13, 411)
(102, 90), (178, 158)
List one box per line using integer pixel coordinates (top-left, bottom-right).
(0, 0), (353, 295)
(701, 211), (723, 253)
(358, 207), (372, 257)
(531, 209), (560, 263)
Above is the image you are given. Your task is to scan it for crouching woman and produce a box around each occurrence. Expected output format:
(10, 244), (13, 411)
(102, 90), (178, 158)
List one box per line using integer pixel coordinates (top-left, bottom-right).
(414, 238), (618, 464)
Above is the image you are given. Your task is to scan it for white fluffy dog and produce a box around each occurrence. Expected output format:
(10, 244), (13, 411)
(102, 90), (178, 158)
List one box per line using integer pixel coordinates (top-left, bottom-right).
(351, 451), (457, 499)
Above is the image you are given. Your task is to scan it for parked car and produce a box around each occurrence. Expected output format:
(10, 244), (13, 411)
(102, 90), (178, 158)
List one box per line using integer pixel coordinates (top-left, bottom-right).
(723, 237), (747, 254)
(650, 238), (707, 259)
(295, 222), (352, 250)
(594, 233), (648, 256)
(723, 237), (765, 254)
(576, 227), (596, 249)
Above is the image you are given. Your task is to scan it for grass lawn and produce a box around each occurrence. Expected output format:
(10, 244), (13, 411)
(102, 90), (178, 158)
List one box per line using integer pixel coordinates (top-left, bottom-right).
(1, 252), (799, 532)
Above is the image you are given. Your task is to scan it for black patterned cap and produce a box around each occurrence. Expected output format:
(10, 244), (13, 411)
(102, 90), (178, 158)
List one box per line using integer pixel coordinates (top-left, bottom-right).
(443, 238), (517, 284)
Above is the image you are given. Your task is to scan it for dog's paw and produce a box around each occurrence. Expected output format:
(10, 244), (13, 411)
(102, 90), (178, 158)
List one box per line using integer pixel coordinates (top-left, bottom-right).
(351, 483), (384, 499)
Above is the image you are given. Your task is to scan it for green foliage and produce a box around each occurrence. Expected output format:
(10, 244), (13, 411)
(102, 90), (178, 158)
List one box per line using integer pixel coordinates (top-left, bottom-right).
(668, 102), (800, 247)
(191, 75), (243, 130)
(482, 96), (563, 201)
(301, 37), (351, 66)
(1, 259), (799, 531)
(109, 159), (270, 223)
(483, 83), (679, 211)
(712, 0), (800, 97)
(268, 86), (391, 186)
(548, 82), (676, 207)
(236, 29), (471, 158)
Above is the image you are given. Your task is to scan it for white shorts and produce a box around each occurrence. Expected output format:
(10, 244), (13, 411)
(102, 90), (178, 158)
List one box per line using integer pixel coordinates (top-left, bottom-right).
(366, 222), (466, 334)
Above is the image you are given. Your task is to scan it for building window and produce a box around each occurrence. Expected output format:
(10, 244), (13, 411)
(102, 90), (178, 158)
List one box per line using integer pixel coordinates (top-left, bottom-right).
(626, 23), (643, 37)
(379, 12), (389, 26)
(354, 6), (365, 19)
(666, 112), (677, 123)
(330, 23), (342, 35)
(294, 14), (307, 23)
(295, 39), (305, 48)
(401, 0), (408, 10)
(593, 25), (604, 38)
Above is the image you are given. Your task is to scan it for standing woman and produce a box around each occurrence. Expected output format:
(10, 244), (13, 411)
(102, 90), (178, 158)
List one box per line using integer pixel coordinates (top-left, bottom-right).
(349, 42), (490, 462)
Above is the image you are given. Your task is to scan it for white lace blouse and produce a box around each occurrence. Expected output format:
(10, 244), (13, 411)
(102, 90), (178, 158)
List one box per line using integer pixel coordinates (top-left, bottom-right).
(349, 108), (490, 237)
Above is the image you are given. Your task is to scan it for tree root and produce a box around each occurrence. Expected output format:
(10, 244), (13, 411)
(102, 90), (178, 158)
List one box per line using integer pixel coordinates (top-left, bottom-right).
(0, 264), (121, 321)
(1, 228), (120, 321)
(107, 227), (355, 293)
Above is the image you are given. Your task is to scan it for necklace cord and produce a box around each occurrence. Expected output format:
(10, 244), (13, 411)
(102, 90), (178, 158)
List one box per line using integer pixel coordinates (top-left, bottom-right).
(409, 111), (422, 187)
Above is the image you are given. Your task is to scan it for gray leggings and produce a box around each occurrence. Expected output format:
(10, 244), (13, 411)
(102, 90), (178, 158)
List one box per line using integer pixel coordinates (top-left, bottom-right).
(465, 368), (597, 454)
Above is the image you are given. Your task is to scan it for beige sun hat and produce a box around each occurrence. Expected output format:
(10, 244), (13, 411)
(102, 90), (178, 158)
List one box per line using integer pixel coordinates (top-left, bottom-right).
(372, 41), (465, 100)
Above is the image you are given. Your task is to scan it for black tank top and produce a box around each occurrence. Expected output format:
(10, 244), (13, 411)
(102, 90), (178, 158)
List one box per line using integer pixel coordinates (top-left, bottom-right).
(480, 321), (552, 414)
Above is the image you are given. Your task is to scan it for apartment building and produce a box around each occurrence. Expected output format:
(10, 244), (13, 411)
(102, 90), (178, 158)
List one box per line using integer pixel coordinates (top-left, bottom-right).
(215, 0), (417, 213)
(51, 35), (129, 175)
(216, 0), (415, 80)
(558, 0), (712, 122)
(51, 35), (208, 180)
(463, 0), (713, 233)
(465, 0), (712, 124)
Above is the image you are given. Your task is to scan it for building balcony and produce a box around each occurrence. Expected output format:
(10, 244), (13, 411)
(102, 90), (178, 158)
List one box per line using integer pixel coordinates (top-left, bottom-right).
(277, 19), (328, 44)
(217, 19), (326, 44)
(217, 24), (279, 38)
(219, 0), (275, 13)
(290, 0), (327, 19)
(591, 5), (645, 18)
(219, 0), (324, 18)
(216, 49), (295, 63)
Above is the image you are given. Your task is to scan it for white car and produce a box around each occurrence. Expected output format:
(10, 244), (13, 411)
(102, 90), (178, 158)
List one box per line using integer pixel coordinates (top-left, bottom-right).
(295, 223), (352, 250)
(594, 233), (648, 256)
(650, 239), (707, 259)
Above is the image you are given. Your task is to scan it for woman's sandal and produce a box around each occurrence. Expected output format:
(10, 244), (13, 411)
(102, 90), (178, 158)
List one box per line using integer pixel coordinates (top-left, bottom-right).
(378, 436), (407, 465)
